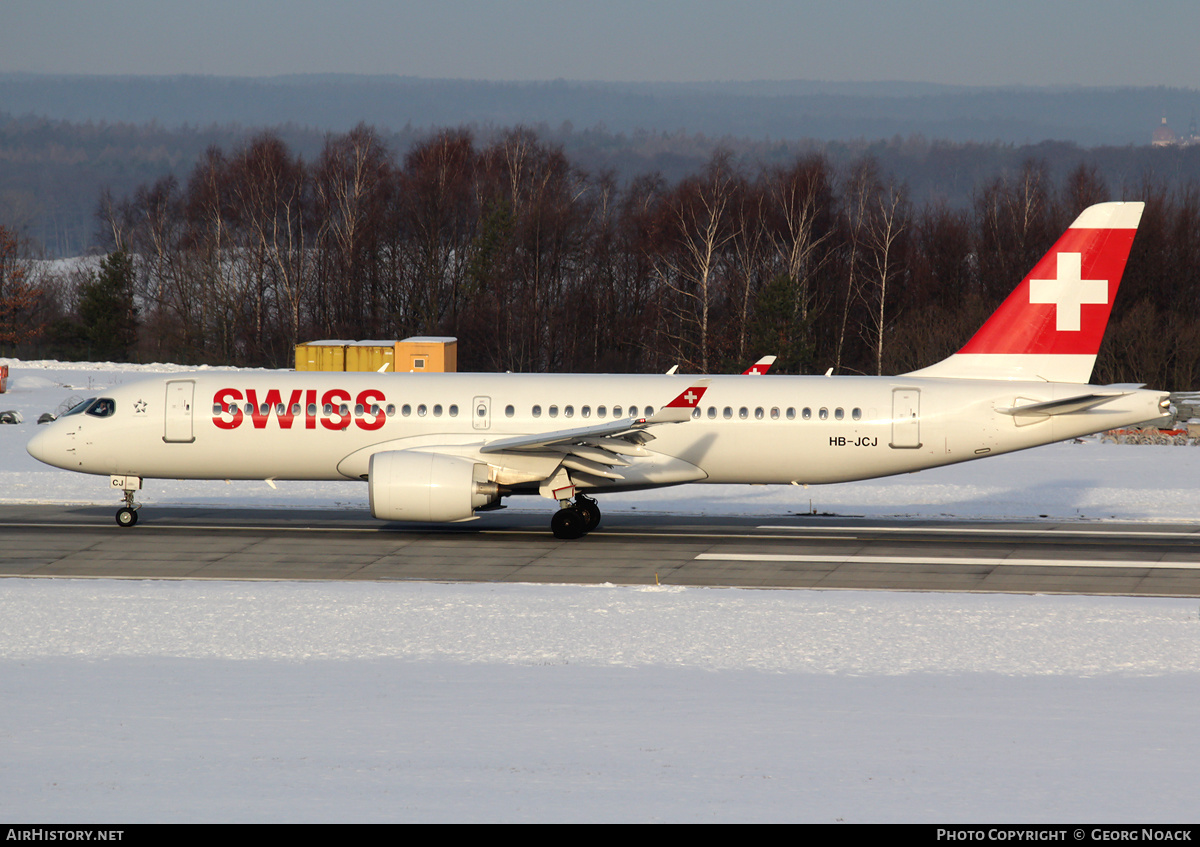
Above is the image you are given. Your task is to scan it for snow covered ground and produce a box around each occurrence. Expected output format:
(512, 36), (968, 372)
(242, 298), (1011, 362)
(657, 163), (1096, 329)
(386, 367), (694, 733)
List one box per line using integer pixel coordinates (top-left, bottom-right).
(2, 359), (1199, 822)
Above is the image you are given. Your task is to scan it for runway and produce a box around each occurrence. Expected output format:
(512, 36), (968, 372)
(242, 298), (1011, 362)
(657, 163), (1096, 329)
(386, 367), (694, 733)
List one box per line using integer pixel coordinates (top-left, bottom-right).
(3, 505), (1200, 596)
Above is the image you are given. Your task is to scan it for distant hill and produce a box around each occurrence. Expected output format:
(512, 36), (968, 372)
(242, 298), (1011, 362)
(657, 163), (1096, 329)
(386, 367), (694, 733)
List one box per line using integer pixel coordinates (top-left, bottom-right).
(4, 74), (1200, 257)
(3, 73), (1198, 146)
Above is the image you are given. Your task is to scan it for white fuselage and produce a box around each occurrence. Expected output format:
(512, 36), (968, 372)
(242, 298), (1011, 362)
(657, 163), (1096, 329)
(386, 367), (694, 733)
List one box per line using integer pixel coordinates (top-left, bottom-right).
(27, 371), (1169, 495)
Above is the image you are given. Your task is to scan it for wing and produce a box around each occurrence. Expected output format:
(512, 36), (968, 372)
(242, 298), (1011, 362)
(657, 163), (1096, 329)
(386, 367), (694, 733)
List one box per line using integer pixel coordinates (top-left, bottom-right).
(478, 380), (710, 480)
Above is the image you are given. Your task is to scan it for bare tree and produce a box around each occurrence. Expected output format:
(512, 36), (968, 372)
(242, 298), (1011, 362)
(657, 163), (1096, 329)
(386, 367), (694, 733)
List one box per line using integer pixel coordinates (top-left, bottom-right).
(763, 155), (834, 372)
(862, 178), (908, 375)
(312, 124), (393, 338)
(651, 151), (741, 373)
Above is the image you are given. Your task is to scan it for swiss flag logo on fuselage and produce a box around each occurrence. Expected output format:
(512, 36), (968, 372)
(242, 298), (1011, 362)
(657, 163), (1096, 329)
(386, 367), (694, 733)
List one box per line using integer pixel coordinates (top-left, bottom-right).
(959, 227), (1137, 356)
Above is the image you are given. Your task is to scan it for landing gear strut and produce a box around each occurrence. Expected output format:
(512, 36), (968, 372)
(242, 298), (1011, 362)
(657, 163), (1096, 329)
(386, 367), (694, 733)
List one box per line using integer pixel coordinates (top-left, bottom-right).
(111, 474), (142, 528)
(551, 494), (602, 540)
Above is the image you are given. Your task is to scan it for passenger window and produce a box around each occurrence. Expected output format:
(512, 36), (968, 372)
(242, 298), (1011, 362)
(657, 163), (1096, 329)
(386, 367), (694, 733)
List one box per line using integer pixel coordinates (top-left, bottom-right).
(739, 407), (748, 419)
(582, 406), (591, 418)
(354, 404), (364, 416)
(386, 404), (396, 417)
(418, 404), (427, 417)
(564, 405), (574, 418)
(505, 405), (515, 418)
(597, 406), (607, 418)
(723, 407), (733, 419)
(835, 408), (844, 420)
(433, 404), (443, 417)
(802, 407), (811, 420)
(770, 407), (780, 420)
(786, 407), (796, 420)
(819, 408), (829, 420)
(707, 406), (717, 419)
(612, 406), (622, 418)
(852, 408), (862, 420)
(755, 407), (764, 420)
(449, 405), (459, 417)
(402, 404), (412, 417)
(549, 405), (559, 418)
(692, 407), (701, 418)
(532, 405), (542, 418)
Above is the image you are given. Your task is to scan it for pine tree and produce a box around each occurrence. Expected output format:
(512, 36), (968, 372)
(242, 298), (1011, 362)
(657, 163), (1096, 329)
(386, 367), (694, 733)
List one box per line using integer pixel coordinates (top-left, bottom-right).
(78, 250), (138, 361)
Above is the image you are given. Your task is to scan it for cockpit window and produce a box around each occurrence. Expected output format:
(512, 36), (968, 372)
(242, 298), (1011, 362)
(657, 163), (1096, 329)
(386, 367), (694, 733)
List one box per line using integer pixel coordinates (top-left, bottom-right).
(85, 398), (116, 418)
(60, 397), (97, 417)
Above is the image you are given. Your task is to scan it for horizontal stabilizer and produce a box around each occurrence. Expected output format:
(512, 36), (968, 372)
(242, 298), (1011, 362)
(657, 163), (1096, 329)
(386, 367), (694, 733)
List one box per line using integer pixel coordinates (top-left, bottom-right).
(997, 392), (1132, 417)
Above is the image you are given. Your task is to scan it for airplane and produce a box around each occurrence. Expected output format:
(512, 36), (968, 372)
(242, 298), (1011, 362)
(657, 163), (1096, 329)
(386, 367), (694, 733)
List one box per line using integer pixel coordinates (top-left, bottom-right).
(27, 201), (1169, 539)
(743, 356), (776, 375)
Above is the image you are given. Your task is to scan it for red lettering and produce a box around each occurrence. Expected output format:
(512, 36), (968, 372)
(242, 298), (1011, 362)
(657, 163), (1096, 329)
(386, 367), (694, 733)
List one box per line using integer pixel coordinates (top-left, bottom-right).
(243, 388), (306, 429)
(214, 386), (387, 432)
(321, 389), (351, 430)
(246, 389), (275, 429)
(212, 388), (243, 430)
(356, 389), (387, 431)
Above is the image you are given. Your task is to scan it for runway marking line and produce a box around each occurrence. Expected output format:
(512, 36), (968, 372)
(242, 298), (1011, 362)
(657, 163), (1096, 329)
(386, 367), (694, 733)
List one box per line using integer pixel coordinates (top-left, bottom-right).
(698, 553), (1200, 569)
(759, 525), (1200, 540)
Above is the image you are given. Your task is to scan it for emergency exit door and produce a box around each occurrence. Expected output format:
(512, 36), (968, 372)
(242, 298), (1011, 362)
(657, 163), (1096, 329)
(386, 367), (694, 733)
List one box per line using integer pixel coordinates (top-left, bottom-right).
(163, 380), (195, 443)
(890, 388), (921, 449)
(472, 395), (491, 430)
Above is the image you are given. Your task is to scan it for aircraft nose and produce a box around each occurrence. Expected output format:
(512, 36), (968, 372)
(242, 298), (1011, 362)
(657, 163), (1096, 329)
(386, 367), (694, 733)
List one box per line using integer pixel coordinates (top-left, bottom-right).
(26, 426), (63, 468)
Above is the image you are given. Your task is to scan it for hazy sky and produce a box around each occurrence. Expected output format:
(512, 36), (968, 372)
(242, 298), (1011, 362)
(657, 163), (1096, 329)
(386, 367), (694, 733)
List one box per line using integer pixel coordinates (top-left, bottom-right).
(3, 0), (1198, 88)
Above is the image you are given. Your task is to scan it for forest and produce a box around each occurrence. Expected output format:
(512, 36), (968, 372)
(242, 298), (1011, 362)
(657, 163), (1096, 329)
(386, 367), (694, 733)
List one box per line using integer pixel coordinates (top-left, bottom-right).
(3, 123), (1200, 390)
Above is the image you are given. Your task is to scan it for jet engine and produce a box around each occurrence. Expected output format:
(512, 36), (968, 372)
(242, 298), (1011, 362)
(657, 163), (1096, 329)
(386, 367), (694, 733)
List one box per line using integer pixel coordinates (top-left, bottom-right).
(368, 450), (499, 522)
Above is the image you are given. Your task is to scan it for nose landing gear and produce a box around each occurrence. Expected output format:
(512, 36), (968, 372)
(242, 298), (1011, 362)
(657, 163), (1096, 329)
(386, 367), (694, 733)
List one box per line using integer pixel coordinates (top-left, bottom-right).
(550, 494), (601, 539)
(110, 474), (142, 528)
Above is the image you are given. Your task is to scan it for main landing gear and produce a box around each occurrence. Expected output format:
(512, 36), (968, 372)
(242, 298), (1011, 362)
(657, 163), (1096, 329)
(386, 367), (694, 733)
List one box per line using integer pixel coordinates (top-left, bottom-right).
(551, 494), (601, 540)
(111, 474), (142, 528)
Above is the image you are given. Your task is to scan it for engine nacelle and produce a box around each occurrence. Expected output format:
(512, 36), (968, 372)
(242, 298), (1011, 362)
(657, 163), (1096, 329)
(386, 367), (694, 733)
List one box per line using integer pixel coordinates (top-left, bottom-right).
(368, 450), (499, 522)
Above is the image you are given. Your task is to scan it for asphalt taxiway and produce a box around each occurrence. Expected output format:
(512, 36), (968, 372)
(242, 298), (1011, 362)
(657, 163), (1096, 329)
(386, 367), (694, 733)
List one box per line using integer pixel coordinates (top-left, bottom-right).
(2, 505), (1200, 596)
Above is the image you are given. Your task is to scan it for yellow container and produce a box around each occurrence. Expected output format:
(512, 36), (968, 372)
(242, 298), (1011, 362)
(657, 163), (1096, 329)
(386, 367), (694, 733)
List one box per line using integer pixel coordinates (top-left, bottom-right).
(294, 341), (349, 372)
(345, 341), (398, 373)
(396, 337), (457, 372)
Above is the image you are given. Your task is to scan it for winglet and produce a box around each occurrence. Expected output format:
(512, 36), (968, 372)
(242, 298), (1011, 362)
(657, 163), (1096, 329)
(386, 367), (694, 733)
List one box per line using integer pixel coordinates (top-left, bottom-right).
(743, 356), (776, 375)
(645, 379), (710, 423)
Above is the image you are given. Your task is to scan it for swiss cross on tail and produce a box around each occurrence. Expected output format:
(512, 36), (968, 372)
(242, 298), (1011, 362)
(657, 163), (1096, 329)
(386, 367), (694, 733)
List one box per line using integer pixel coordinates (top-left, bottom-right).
(1028, 252), (1108, 332)
(908, 201), (1144, 383)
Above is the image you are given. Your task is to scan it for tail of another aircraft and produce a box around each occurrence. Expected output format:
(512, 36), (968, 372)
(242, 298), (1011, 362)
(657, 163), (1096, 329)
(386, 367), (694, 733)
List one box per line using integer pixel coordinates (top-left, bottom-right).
(907, 201), (1144, 383)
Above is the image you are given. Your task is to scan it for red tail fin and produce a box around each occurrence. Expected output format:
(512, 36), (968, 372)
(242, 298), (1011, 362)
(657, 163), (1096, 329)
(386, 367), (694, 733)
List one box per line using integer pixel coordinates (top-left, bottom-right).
(908, 201), (1143, 383)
